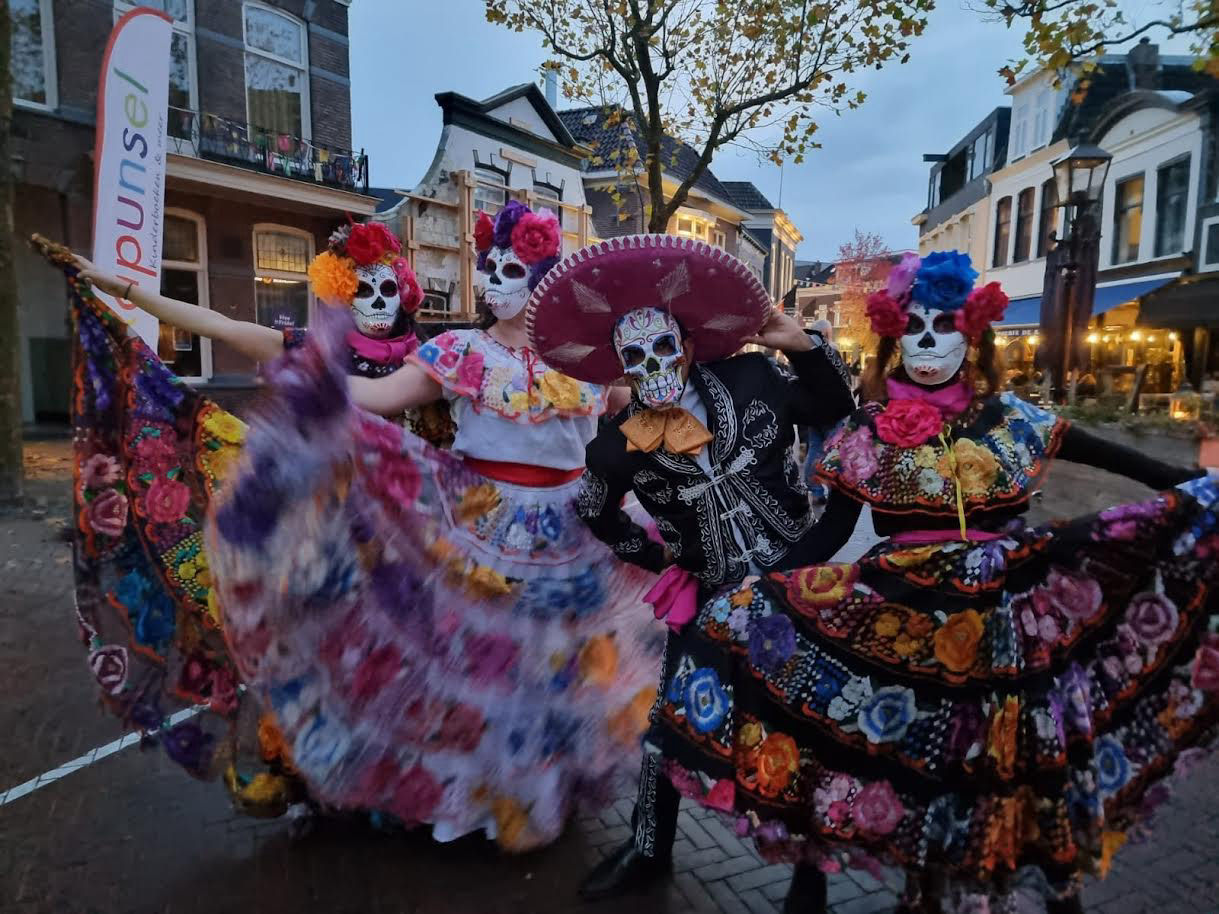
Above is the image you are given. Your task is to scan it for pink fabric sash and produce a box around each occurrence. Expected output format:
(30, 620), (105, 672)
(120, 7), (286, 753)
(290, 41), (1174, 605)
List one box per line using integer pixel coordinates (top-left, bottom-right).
(890, 529), (1004, 545)
(345, 331), (417, 367)
(886, 376), (972, 419)
(645, 565), (699, 632)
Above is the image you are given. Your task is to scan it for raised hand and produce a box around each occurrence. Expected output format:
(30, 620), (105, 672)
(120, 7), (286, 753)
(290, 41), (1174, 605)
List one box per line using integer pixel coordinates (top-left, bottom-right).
(71, 255), (131, 299)
(742, 307), (813, 353)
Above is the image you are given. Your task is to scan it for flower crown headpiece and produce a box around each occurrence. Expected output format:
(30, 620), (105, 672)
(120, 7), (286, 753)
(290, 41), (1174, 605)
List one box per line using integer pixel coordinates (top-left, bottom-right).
(473, 200), (562, 290)
(307, 219), (424, 312)
(866, 250), (1008, 343)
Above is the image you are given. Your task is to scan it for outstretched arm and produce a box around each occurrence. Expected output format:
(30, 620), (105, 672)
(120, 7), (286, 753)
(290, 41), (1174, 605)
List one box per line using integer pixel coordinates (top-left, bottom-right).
(1058, 423), (1203, 490)
(349, 363), (443, 417)
(74, 256), (284, 363)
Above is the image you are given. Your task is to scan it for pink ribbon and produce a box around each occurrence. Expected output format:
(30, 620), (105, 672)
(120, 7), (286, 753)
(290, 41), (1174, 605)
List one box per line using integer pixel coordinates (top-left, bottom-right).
(645, 565), (698, 632)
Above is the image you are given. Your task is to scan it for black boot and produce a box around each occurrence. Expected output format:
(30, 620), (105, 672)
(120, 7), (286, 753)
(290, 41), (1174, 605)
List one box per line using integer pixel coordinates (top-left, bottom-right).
(1046, 894), (1085, 914)
(578, 841), (672, 901)
(781, 863), (827, 914)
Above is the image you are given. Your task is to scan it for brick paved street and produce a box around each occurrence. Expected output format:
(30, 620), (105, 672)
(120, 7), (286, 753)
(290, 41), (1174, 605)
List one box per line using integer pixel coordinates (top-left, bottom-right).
(1, 441), (1216, 914)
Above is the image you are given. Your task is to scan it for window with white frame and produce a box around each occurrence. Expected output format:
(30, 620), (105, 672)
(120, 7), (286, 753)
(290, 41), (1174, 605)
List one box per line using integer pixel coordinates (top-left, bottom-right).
(1031, 88), (1052, 150)
(116, 1), (196, 141)
(1112, 174), (1145, 265)
(1009, 98), (1029, 160)
(253, 226), (313, 331)
(714, 229), (726, 249)
(11, 0), (57, 110)
(675, 215), (712, 242)
(1200, 217), (1219, 271)
(1154, 156), (1191, 258)
(474, 165), (508, 214)
(159, 210), (210, 380)
(243, 2), (310, 139)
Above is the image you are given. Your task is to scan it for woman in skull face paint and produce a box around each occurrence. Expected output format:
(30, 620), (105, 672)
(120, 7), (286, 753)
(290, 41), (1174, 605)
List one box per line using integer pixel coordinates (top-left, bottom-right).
(200, 202), (665, 853)
(641, 251), (1219, 914)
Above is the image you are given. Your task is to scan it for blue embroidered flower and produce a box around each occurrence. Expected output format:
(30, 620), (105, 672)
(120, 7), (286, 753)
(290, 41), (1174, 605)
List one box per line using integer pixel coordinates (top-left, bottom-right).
(161, 721), (214, 775)
(856, 685), (918, 744)
(747, 614), (797, 674)
(133, 592), (176, 647)
(542, 712), (581, 757)
(666, 668), (687, 705)
(812, 662), (849, 704)
(115, 568), (150, 610)
(710, 597), (733, 624)
(538, 506), (562, 540)
(910, 251), (978, 312)
(293, 712), (352, 778)
(1094, 735), (1133, 796)
(683, 668), (731, 733)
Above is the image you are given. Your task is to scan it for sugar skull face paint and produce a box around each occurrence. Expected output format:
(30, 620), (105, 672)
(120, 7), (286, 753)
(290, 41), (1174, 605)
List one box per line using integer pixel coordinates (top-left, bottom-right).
(479, 246), (531, 320)
(614, 307), (685, 408)
(351, 262), (401, 338)
(900, 303), (966, 386)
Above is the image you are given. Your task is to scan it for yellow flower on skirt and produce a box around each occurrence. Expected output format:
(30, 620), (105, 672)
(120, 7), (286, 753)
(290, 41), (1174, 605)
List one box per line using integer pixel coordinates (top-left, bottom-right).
(937, 438), (999, 496)
(538, 370), (584, 410)
(914, 444), (939, 469)
(578, 634), (619, 686)
(608, 687), (655, 746)
(466, 564), (512, 597)
(202, 410), (247, 445)
(456, 483), (501, 523)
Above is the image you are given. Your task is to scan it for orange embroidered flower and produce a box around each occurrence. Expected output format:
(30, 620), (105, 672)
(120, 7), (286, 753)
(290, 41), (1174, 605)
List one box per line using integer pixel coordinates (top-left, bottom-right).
(755, 732), (800, 794)
(731, 587), (755, 608)
(257, 714), (296, 773)
(791, 564), (857, 608)
(608, 687), (655, 745)
(934, 609), (985, 673)
(466, 564), (512, 598)
(987, 695), (1020, 780)
(874, 612), (902, 638)
(904, 614), (935, 638)
(578, 634), (619, 686)
(937, 438), (999, 496)
(490, 795), (534, 851)
(457, 483), (501, 523)
(883, 545), (939, 569)
(1098, 829), (1128, 877)
(894, 633), (924, 659)
(307, 251), (359, 304)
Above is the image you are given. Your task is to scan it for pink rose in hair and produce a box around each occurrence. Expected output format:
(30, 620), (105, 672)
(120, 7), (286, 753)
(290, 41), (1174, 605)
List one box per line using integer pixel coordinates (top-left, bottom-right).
(392, 257), (424, 312)
(866, 291), (908, 338)
(885, 252), (921, 301)
(510, 210), (561, 264)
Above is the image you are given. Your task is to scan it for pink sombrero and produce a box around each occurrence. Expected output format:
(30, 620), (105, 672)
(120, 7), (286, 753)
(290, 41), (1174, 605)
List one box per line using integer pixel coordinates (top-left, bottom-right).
(525, 235), (773, 384)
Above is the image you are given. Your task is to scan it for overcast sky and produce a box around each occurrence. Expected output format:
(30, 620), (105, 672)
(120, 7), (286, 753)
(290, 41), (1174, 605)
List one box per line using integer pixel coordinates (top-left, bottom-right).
(349, 2), (1045, 261)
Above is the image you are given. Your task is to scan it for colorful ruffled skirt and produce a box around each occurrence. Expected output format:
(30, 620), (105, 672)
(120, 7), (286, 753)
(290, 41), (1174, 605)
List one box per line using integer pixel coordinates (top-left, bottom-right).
(61, 256), (302, 815)
(205, 321), (665, 851)
(645, 478), (1219, 901)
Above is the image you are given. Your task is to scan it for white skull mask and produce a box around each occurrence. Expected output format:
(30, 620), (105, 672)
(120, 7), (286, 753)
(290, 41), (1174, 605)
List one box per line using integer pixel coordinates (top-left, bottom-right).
(901, 303), (967, 386)
(480, 245), (531, 320)
(351, 262), (401, 339)
(614, 307), (685, 409)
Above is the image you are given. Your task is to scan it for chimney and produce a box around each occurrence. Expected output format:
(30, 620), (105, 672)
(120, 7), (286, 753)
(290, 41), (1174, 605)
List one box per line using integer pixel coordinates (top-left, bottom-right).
(544, 67), (559, 108)
(1128, 37), (1161, 90)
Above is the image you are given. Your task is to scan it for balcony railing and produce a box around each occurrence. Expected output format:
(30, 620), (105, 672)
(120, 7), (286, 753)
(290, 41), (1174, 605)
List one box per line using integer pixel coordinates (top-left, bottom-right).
(167, 107), (369, 195)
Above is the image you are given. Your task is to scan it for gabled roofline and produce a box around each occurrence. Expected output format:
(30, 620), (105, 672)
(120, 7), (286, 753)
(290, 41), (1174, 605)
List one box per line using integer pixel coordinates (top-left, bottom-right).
(435, 83), (579, 148)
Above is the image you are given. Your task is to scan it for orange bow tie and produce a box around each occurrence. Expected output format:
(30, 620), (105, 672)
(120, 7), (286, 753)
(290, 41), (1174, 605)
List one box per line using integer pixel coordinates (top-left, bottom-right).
(621, 407), (713, 457)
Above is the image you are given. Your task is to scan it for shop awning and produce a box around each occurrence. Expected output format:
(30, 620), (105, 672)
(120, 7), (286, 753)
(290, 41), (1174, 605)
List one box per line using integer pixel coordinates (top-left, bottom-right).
(996, 276), (1176, 328)
(1137, 273), (1219, 328)
(999, 295), (1041, 327)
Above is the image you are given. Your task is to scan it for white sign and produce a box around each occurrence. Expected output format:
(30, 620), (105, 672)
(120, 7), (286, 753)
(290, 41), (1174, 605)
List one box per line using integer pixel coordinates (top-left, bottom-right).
(91, 7), (172, 347)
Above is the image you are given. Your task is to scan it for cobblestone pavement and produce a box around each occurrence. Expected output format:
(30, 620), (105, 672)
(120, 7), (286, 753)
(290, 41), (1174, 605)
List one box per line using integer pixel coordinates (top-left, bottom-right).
(1, 442), (1216, 914)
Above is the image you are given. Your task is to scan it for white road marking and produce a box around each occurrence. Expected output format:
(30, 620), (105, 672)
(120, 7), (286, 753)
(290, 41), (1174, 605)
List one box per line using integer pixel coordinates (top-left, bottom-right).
(0, 706), (203, 807)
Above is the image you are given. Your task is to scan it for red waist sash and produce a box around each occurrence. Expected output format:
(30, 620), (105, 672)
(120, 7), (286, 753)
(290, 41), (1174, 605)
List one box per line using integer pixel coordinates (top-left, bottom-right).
(462, 456), (584, 488)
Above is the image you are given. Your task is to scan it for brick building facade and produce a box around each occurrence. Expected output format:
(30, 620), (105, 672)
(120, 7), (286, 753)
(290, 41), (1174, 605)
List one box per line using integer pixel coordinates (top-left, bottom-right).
(11, 0), (377, 421)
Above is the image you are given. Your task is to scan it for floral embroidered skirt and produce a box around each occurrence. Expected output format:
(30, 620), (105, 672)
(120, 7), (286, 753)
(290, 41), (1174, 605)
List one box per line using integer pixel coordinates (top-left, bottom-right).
(67, 281), (303, 815)
(645, 477), (1219, 899)
(205, 328), (665, 851)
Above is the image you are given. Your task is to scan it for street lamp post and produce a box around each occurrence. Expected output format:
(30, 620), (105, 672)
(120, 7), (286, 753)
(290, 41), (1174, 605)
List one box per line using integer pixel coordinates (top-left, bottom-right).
(1044, 144), (1112, 403)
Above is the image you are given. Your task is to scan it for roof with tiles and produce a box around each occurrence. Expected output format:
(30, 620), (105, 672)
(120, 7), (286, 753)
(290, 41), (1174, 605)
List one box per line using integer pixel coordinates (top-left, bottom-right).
(720, 181), (775, 212)
(556, 105), (736, 203)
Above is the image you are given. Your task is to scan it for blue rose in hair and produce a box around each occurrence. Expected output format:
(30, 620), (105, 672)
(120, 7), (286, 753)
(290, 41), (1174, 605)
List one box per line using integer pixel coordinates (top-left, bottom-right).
(910, 250), (978, 312)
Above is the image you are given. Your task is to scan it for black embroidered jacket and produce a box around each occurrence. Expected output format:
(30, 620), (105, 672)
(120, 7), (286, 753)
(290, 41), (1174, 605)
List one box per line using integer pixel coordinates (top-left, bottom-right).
(577, 337), (856, 590)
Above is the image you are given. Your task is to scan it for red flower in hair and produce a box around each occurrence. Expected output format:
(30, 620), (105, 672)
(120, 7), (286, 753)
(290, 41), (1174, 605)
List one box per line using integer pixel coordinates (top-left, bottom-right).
(345, 222), (401, 265)
(956, 282), (1008, 340)
(392, 258), (424, 313)
(510, 210), (561, 264)
(473, 211), (494, 253)
(866, 290), (908, 338)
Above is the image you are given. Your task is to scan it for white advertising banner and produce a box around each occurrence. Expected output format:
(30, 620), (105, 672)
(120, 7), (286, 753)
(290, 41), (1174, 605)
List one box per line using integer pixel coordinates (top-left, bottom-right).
(91, 7), (173, 347)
